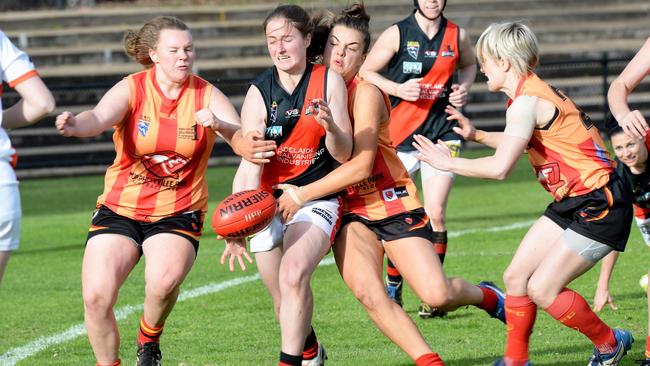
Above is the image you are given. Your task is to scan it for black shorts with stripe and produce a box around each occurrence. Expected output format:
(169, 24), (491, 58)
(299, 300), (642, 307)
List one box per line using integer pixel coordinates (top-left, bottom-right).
(543, 174), (632, 251)
(87, 205), (203, 254)
(341, 207), (433, 242)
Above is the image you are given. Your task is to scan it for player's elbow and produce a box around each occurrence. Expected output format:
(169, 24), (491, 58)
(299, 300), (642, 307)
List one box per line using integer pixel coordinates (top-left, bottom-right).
(493, 165), (513, 180)
(30, 93), (56, 122)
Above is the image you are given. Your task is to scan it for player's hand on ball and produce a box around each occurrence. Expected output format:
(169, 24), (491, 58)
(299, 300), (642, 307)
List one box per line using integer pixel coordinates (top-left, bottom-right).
(220, 238), (253, 272)
(274, 183), (302, 223)
(195, 108), (219, 130)
(55, 111), (77, 137)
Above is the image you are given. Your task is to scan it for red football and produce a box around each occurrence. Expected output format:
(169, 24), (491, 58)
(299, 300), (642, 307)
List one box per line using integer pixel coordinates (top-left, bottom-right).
(212, 189), (277, 238)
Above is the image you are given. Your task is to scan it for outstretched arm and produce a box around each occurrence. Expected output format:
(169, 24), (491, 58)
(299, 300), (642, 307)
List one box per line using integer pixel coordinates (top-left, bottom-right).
(56, 79), (130, 137)
(608, 37), (650, 138)
(414, 95), (538, 180)
(593, 251), (619, 312)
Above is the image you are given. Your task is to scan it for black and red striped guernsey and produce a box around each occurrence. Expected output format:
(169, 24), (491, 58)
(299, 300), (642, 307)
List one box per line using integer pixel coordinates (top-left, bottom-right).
(386, 15), (460, 151)
(252, 64), (337, 192)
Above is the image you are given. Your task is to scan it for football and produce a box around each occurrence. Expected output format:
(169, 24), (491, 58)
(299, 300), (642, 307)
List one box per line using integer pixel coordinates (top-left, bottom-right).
(212, 189), (277, 238)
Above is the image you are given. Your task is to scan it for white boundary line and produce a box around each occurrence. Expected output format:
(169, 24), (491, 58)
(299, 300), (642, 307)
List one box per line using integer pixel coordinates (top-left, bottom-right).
(0, 220), (534, 366)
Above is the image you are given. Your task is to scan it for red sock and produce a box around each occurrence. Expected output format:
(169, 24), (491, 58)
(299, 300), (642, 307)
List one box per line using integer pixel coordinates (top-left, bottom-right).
(544, 288), (616, 354)
(646, 336), (650, 358)
(138, 316), (163, 345)
(96, 359), (121, 366)
(477, 286), (498, 312)
(504, 294), (537, 362)
(302, 327), (318, 360)
(415, 352), (445, 366)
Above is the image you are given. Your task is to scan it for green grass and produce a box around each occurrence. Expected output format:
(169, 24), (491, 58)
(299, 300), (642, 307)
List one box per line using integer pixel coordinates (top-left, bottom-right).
(2, 150), (649, 365)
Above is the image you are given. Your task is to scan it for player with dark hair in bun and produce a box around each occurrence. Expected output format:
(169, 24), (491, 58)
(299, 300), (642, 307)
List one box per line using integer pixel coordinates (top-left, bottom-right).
(274, 4), (504, 365)
(359, 0), (477, 318)
(56, 16), (249, 366)
(220, 4), (352, 366)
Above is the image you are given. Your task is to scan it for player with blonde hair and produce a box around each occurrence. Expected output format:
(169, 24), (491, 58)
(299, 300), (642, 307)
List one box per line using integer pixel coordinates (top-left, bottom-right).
(414, 22), (634, 366)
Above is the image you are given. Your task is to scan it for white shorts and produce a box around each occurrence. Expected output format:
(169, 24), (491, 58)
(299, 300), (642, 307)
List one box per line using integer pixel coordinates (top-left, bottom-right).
(249, 198), (341, 253)
(0, 181), (21, 251)
(398, 140), (461, 182)
(635, 216), (650, 247)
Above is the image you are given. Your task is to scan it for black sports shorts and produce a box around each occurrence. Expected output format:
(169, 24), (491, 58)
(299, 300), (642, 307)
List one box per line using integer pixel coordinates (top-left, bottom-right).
(341, 207), (433, 242)
(543, 175), (632, 251)
(87, 205), (203, 254)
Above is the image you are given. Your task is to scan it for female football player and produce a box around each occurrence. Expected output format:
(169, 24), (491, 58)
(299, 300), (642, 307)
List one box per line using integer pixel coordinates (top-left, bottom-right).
(413, 22), (634, 366)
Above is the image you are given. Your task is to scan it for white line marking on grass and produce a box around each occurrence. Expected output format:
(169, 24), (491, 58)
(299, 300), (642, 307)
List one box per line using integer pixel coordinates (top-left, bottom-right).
(0, 221), (532, 365)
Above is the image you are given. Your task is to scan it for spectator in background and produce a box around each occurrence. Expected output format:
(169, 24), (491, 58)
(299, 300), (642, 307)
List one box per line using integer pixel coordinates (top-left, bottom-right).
(0, 30), (55, 285)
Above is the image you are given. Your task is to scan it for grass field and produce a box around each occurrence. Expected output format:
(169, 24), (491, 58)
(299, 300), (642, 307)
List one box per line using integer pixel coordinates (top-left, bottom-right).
(1, 151), (649, 366)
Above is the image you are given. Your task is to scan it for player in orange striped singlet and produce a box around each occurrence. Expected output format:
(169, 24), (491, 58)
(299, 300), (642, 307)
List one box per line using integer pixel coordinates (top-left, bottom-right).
(359, 0), (477, 318)
(55, 17), (246, 366)
(414, 22), (634, 366)
(219, 5), (352, 366)
(273, 5), (504, 366)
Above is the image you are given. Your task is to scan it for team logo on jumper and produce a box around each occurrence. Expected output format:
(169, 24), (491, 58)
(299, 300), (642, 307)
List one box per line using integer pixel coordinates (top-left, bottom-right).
(407, 41), (420, 59)
(441, 45), (455, 57)
(141, 151), (189, 178)
(270, 101), (278, 124)
(403, 61), (422, 74)
(285, 108), (301, 119)
(424, 50), (437, 58)
(534, 162), (567, 195)
(382, 187), (408, 202)
(137, 119), (150, 137)
(266, 125), (283, 139)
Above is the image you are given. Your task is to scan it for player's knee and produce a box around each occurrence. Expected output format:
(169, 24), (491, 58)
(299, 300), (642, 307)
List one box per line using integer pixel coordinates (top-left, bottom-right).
(279, 264), (310, 293)
(419, 285), (450, 308)
(83, 286), (117, 313)
(526, 279), (554, 307)
(502, 265), (526, 291)
(353, 286), (383, 312)
(146, 274), (182, 300)
(426, 205), (445, 226)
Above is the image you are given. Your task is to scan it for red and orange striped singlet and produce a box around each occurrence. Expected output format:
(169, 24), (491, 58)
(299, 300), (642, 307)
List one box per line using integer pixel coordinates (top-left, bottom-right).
(97, 68), (216, 222)
(343, 77), (423, 220)
(516, 73), (614, 200)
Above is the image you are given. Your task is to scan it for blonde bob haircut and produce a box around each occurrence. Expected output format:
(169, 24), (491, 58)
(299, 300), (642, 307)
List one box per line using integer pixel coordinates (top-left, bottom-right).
(476, 22), (539, 77)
